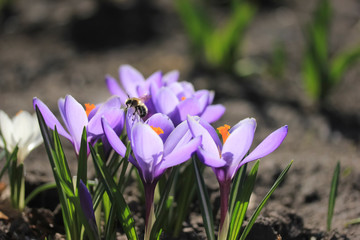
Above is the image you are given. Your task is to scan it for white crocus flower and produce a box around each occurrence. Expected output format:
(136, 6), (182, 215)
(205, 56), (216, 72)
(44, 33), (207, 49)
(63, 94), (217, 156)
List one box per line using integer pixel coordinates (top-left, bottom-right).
(0, 110), (43, 164)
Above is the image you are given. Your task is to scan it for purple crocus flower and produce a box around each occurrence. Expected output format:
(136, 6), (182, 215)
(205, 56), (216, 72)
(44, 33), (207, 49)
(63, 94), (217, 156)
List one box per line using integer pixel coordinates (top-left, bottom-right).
(78, 180), (99, 237)
(187, 115), (288, 232)
(151, 81), (226, 126)
(106, 64), (179, 118)
(102, 112), (201, 238)
(33, 95), (124, 155)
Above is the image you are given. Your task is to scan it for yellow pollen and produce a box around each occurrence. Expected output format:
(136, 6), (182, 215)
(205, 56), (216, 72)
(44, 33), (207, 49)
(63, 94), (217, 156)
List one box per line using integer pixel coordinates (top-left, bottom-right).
(85, 103), (96, 117)
(150, 126), (164, 135)
(217, 124), (231, 143)
(181, 96), (186, 101)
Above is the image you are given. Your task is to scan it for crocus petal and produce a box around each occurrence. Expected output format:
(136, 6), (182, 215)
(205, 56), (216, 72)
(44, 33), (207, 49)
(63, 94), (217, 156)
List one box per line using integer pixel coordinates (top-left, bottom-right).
(154, 87), (179, 115)
(158, 136), (202, 171)
(196, 92), (210, 113)
(222, 118), (256, 179)
(125, 108), (142, 143)
(106, 75), (128, 103)
(88, 108), (124, 137)
(198, 117), (223, 149)
(196, 146), (227, 168)
(78, 180), (98, 235)
(187, 115), (220, 157)
(26, 132), (43, 154)
(131, 123), (164, 183)
(0, 110), (14, 149)
(208, 90), (215, 104)
(64, 95), (88, 153)
(145, 113), (174, 143)
(58, 98), (70, 132)
(88, 97), (124, 137)
(200, 104), (226, 124)
(102, 117), (137, 167)
(180, 82), (195, 97)
(163, 70), (179, 85)
(13, 111), (35, 146)
(131, 123), (164, 166)
(163, 120), (192, 156)
(168, 82), (185, 98)
(138, 71), (162, 97)
(119, 65), (144, 97)
(230, 117), (257, 134)
(33, 97), (71, 140)
(241, 125), (288, 165)
(174, 98), (202, 125)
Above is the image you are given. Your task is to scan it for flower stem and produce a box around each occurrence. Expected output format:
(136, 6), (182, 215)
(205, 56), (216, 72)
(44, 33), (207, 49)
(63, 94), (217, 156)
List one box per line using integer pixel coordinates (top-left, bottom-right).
(144, 182), (156, 240)
(219, 180), (231, 239)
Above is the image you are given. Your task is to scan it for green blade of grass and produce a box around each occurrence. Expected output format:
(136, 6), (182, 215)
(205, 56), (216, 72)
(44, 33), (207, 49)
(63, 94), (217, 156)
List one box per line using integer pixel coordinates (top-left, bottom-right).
(0, 150), (12, 180)
(172, 161), (198, 237)
(331, 46), (360, 84)
(35, 107), (75, 238)
(25, 182), (57, 206)
(90, 145), (138, 240)
(192, 156), (215, 240)
(345, 217), (360, 227)
(76, 128), (88, 190)
(239, 160), (293, 240)
(327, 161), (340, 231)
(228, 161), (259, 240)
(229, 163), (247, 215)
(150, 166), (177, 239)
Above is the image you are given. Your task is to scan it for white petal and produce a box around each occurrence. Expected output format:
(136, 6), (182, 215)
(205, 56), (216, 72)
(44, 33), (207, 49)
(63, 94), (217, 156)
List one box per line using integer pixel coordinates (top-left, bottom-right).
(0, 110), (15, 151)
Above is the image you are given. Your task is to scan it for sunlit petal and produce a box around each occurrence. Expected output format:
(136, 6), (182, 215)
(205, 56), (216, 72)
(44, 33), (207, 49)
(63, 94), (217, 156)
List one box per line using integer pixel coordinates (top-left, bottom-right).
(64, 95), (88, 153)
(241, 125), (288, 165)
(119, 65), (144, 97)
(33, 97), (71, 140)
(187, 115), (220, 157)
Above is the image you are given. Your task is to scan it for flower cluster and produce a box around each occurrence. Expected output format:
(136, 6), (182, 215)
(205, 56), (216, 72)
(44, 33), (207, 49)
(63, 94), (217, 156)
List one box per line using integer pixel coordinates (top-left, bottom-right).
(0, 110), (42, 164)
(31, 64), (288, 240)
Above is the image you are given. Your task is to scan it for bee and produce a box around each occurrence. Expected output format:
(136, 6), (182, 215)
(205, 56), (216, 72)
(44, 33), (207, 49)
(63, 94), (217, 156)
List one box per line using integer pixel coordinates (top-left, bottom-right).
(125, 96), (149, 118)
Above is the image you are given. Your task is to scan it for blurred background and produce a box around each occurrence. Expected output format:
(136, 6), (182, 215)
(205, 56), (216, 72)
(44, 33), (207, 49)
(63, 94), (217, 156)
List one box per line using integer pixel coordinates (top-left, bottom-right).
(1, 0), (360, 237)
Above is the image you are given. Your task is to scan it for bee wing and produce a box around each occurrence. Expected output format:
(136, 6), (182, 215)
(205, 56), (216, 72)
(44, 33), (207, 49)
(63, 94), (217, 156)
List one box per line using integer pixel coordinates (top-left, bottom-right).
(139, 94), (151, 103)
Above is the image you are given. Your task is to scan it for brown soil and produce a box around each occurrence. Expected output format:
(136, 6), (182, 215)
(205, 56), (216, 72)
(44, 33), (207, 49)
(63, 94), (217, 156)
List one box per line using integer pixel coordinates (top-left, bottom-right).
(1, 0), (360, 239)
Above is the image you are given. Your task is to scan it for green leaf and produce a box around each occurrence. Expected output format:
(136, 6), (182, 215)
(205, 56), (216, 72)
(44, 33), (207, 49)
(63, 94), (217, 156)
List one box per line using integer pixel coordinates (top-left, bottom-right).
(104, 204), (117, 240)
(300, 0), (335, 101)
(303, 50), (321, 99)
(192, 157), (215, 240)
(239, 160), (293, 240)
(0, 149), (12, 180)
(206, 1), (255, 68)
(92, 151), (122, 210)
(25, 182), (57, 206)
(174, 0), (212, 52)
(172, 161), (198, 237)
(327, 161), (340, 231)
(35, 107), (76, 239)
(228, 161), (259, 240)
(76, 127), (88, 191)
(331, 46), (360, 84)
(150, 166), (177, 239)
(345, 217), (360, 227)
(229, 163), (247, 215)
(90, 145), (138, 240)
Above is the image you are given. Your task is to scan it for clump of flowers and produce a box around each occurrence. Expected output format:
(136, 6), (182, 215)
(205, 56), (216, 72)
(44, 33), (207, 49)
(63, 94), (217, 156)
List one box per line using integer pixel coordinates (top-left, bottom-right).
(0, 110), (43, 210)
(29, 64), (291, 240)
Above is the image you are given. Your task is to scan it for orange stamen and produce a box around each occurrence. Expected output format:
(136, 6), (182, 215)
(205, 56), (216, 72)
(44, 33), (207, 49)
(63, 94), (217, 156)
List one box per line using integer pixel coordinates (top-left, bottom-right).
(16, 110), (23, 116)
(181, 96), (186, 101)
(150, 126), (164, 135)
(85, 103), (96, 117)
(217, 124), (231, 143)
